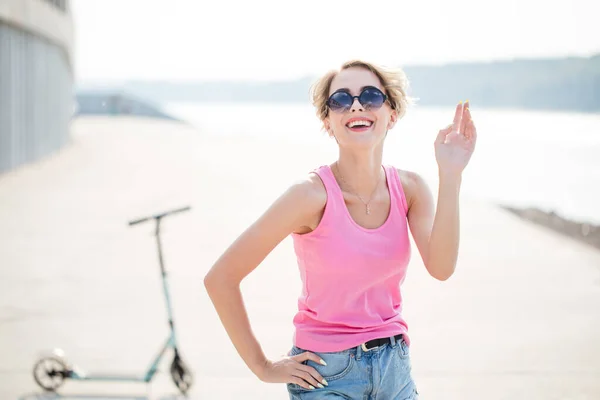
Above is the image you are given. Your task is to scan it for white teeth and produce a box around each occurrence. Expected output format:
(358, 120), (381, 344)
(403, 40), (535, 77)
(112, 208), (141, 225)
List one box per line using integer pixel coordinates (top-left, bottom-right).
(347, 120), (372, 128)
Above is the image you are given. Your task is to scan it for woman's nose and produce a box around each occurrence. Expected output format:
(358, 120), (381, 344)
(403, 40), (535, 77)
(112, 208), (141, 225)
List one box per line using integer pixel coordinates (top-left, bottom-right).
(350, 97), (363, 112)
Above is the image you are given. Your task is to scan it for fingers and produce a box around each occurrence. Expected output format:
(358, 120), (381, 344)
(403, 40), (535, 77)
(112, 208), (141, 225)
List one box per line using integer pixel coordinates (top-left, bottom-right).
(435, 123), (453, 144)
(295, 351), (327, 366)
(463, 105), (477, 142)
(467, 119), (477, 144)
(459, 100), (470, 134)
(294, 352), (327, 384)
(291, 367), (325, 389)
(298, 363), (328, 387)
(289, 375), (318, 390)
(452, 101), (464, 133)
(441, 100), (466, 144)
(291, 352), (329, 389)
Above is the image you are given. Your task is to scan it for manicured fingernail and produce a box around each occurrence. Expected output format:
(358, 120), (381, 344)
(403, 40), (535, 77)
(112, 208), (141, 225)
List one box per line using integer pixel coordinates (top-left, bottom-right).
(465, 99), (470, 103)
(309, 385), (315, 390)
(317, 383), (325, 388)
(458, 100), (462, 104)
(320, 359), (327, 365)
(322, 379), (329, 386)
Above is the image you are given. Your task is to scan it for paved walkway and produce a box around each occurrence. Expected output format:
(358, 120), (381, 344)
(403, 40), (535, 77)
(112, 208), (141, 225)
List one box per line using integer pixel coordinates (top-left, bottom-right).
(1, 117), (599, 399)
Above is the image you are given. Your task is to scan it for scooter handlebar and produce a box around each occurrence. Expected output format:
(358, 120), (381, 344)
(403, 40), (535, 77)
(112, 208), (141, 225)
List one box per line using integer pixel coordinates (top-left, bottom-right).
(128, 206), (191, 226)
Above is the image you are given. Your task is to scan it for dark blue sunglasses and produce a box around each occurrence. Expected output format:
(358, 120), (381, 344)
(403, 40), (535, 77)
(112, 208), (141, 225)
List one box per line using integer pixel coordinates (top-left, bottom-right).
(326, 86), (387, 113)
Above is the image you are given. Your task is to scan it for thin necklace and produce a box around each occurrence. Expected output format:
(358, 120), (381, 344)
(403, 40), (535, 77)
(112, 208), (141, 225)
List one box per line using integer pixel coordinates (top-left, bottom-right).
(334, 162), (383, 215)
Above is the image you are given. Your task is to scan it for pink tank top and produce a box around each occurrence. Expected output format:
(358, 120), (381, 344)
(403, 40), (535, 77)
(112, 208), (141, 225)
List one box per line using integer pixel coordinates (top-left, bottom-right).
(291, 164), (412, 352)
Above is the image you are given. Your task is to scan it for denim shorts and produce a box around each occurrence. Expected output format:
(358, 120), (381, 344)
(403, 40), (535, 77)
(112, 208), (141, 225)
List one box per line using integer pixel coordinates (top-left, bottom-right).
(286, 334), (419, 399)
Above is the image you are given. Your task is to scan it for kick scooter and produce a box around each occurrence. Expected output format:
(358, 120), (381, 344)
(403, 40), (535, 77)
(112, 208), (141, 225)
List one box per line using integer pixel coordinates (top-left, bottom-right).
(32, 206), (194, 395)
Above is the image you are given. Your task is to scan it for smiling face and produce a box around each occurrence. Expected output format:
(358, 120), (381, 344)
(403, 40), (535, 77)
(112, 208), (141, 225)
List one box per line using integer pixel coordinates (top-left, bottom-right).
(324, 67), (398, 149)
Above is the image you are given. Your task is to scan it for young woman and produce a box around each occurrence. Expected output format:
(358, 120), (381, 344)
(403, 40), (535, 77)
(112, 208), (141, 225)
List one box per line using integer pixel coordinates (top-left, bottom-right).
(204, 60), (477, 399)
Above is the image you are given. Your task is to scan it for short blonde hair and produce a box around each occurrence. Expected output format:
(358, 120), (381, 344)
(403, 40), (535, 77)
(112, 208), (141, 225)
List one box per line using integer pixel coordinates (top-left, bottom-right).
(310, 60), (414, 122)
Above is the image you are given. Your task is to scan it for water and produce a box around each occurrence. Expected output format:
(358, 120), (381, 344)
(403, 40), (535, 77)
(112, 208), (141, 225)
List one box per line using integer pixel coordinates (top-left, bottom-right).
(165, 102), (600, 224)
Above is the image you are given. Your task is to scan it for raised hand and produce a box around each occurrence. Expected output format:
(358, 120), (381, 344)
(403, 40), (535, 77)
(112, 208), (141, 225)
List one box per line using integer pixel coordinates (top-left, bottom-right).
(434, 101), (477, 177)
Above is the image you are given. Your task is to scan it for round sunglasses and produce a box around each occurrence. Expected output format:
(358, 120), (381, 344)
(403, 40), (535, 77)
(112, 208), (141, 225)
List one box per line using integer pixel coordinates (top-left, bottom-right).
(326, 86), (388, 113)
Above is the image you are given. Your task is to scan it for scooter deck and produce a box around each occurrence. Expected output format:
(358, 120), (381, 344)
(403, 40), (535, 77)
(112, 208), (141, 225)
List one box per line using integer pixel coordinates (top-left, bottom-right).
(71, 369), (149, 382)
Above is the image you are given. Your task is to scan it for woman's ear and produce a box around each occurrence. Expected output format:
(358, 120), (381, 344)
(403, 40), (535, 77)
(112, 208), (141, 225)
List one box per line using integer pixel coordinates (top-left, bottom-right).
(323, 120), (333, 137)
(387, 111), (398, 130)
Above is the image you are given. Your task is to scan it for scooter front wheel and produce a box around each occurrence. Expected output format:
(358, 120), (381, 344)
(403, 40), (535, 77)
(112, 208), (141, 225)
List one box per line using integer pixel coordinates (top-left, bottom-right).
(170, 353), (193, 395)
(33, 355), (70, 391)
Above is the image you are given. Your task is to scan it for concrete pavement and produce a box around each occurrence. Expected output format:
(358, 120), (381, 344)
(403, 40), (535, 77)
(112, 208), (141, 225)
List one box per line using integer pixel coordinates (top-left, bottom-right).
(1, 117), (599, 399)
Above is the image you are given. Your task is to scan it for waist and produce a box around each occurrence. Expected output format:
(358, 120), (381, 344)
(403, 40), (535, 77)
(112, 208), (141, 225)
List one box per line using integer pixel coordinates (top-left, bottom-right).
(293, 315), (409, 353)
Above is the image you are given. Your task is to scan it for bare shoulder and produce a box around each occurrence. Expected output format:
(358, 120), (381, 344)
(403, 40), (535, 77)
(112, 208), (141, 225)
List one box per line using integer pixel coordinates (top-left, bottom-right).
(203, 172), (328, 285)
(395, 168), (432, 209)
(287, 172), (328, 233)
(284, 171), (326, 204)
(306, 171), (328, 202)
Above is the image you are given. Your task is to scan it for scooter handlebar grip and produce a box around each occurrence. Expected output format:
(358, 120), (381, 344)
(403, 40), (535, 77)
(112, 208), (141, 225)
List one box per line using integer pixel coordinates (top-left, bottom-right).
(128, 216), (151, 226)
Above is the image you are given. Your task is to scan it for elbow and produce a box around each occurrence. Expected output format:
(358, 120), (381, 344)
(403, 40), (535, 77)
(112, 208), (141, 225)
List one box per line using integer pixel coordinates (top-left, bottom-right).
(432, 272), (453, 281)
(424, 249), (457, 281)
(427, 262), (456, 281)
(204, 270), (222, 292)
(203, 268), (239, 295)
(203, 273), (213, 291)
(203, 270), (221, 296)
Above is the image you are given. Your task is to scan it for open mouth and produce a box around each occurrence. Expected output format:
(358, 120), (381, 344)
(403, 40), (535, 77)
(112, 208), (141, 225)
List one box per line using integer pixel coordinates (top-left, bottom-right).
(346, 119), (373, 131)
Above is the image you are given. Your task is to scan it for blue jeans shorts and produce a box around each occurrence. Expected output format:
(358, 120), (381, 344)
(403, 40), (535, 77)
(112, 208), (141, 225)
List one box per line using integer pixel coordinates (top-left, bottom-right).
(286, 334), (419, 399)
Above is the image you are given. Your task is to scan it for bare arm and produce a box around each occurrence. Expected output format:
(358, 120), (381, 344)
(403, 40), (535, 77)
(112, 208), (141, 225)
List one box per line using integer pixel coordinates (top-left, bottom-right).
(203, 176), (328, 389)
(403, 101), (476, 281)
(404, 170), (461, 281)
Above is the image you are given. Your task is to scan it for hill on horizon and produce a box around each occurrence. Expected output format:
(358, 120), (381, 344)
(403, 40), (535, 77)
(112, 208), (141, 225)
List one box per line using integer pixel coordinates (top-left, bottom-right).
(78, 54), (600, 113)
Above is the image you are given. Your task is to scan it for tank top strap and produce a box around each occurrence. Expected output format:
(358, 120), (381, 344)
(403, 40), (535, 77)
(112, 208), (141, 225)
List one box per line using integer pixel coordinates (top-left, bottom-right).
(383, 165), (409, 216)
(310, 165), (346, 216)
(312, 164), (343, 199)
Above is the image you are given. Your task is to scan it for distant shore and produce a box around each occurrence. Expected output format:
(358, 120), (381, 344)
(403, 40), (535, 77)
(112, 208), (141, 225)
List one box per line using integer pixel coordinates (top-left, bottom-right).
(87, 53), (600, 114)
(501, 206), (600, 251)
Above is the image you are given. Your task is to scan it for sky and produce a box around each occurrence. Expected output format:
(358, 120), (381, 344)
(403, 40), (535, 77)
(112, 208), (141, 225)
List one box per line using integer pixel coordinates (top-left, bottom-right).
(71, 0), (600, 82)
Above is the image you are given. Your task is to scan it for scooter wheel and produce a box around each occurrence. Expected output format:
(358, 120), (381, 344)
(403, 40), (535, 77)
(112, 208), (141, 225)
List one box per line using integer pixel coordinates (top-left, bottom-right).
(170, 354), (193, 395)
(32, 356), (70, 391)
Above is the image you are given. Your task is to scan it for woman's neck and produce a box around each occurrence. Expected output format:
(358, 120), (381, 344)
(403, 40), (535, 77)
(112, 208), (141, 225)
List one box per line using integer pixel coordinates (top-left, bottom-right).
(334, 149), (385, 197)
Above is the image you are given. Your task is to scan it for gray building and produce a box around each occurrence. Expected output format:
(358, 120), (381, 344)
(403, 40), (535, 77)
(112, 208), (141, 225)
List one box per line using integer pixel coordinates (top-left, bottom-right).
(0, 0), (74, 174)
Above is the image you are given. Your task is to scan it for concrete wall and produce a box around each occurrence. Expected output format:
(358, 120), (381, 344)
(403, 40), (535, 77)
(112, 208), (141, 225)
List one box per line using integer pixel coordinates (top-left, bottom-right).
(0, 0), (74, 174)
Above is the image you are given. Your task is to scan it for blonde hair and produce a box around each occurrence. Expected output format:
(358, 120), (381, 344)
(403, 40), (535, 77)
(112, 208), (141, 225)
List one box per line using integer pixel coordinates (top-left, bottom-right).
(310, 60), (414, 123)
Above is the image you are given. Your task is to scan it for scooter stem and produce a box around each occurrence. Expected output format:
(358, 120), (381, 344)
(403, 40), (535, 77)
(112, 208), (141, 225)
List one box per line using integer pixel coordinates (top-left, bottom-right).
(154, 217), (177, 343)
(128, 206), (190, 343)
